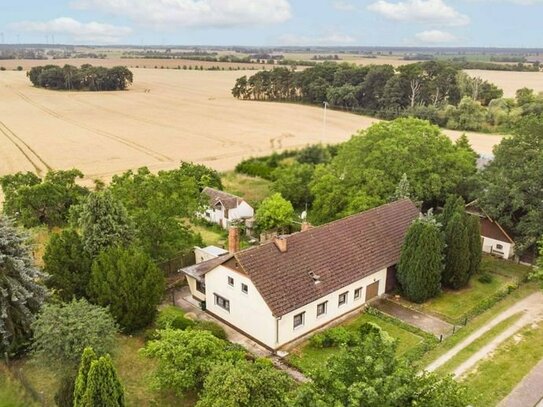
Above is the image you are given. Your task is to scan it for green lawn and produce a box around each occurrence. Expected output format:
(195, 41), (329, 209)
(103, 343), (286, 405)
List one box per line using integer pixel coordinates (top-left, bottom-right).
(9, 335), (195, 407)
(419, 281), (539, 368)
(286, 311), (426, 374)
(399, 256), (530, 324)
(461, 322), (543, 407)
(189, 222), (227, 247)
(434, 312), (522, 375)
(221, 171), (272, 207)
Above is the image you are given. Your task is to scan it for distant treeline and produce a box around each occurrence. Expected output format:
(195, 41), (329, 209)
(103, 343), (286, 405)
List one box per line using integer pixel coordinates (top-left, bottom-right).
(27, 64), (133, 91)
(232, 61), (542, 132)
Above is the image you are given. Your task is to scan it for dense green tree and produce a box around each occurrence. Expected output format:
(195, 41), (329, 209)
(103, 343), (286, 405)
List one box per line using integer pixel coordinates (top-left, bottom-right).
(441, 195), (466, 230)
(292, 322), (469, 406)
(467, 215), (483, 277)
(74, 347), (97, 407)
(28, 64), (133, 91)
(77, 190), (136, 257)
(296, 144), (332, 165)
(81, 355), (124, 407)
(43, 229), (92, 300)
(397, 213), (444, 303)
(0, 216), (47, 355)
(255, 193), (295, 232)
(442, 212), (471, 289)
(88, 246), (164, 332)
(142, 328), (245, 394)
(0, 169), (88, 228)
(478, 115), (543, 252)
(109, 166), (202, 261)
(445, 96), (487, 131)
(31, 299), (117, 367)
(196, 359), (293, 407)
(310, 118), (476, 224)
(271, 163), (314, 209)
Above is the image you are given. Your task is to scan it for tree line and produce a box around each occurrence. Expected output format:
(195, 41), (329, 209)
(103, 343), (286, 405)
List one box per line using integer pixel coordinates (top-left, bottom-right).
(27, 64), (133, 91)
(232, 61), (543, 132)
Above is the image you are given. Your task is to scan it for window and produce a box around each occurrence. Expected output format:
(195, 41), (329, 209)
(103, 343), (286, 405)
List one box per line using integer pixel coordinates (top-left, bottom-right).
(241, 283), (248, 294)
(196, 281), (206, 294)
(496, 244), (504, 250)
(214, 294), (230, 312)
(338, 292), (348, 306)
(228, 276), (234, 287)
(354, 287), (362, 300)
(317, 301), (327, 317)
(293, 312), (305, 329)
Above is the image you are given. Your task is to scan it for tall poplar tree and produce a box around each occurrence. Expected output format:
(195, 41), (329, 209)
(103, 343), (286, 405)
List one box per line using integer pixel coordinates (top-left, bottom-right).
(442, 212), (471, 289)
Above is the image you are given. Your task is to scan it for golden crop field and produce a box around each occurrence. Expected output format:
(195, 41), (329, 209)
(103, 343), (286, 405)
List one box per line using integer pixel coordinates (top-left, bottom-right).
(0, 67), (503, 183)
(465, 69), (543, 97)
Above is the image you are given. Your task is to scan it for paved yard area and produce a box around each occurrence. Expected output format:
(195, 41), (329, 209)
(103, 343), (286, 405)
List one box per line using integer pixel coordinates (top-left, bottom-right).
(373, 298), (454, 338)
(426, 291), (543, 378)
(498, 359), (543, 407)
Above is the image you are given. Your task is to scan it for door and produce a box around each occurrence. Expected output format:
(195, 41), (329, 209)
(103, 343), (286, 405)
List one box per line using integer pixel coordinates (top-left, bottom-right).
(385, 266), (397, 292)
(365, 281), (380, 302)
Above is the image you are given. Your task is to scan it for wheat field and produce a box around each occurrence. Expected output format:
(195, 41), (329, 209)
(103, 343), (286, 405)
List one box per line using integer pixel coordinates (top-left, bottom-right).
(0, 68), (503, 182)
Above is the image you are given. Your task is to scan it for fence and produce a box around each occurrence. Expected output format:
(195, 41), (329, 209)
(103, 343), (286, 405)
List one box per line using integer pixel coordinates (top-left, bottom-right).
(157, 251), (195, 276)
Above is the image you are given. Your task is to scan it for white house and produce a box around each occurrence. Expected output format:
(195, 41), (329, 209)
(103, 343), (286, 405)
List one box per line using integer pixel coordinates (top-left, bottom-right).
(200, 187), (254, 229)
(181, 199), (419, 350)
(466, 200), (515, 259)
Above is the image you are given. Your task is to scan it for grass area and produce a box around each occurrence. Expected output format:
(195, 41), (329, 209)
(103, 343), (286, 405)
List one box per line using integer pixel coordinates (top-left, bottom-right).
(189, 222), (226, 247)
(434, 312), (523, 375)
(418, 281), (539, 368)
(399, 256), (530, 324)
(286, 311), (426, 374)
(9, 335), (195, 407)
(0, 365), (37, 407)
(29, 226), (57, 267)
(462, 322), (543, 407)
(221, 171), (272, 207)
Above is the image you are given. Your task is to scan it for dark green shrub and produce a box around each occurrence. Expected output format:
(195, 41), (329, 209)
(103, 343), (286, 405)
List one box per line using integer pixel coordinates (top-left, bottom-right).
(156, 306), (194, 330)
(309, 327), (356, 348)
(478, 272), (493, 284)
(193, 320), (228, 340)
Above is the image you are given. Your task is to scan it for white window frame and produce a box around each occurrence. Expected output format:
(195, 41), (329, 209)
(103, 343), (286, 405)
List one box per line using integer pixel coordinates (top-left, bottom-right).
(241, 283), (248, 294)
(228, 276), (234, 287)
(214, 293), (230, 312)
(354, 287), (362, 300)
(338, 291), (348, 307)
(317, 301), (327, 317)
(293, 312), (305, 329)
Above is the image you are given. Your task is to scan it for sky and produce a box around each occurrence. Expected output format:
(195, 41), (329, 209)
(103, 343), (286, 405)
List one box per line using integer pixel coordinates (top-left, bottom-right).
(0, 0), (542, 48)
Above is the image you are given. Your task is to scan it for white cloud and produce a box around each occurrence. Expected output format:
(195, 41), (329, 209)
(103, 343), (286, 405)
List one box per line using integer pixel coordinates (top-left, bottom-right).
(70, 0), (292, 28)
(414, 29), (457, 43)
(332, 1), (357, 11)
(277, 32), (356, 46)
(368, 0), (470, 26)
(469, 0), (543, 4)
(9, 17), (132, 43)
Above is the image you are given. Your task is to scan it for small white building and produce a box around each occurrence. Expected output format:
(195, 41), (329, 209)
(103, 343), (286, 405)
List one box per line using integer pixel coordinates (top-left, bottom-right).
(466, 200), (515, 259)
(181, 199), (419, 350)
(201, 187), (254, 229)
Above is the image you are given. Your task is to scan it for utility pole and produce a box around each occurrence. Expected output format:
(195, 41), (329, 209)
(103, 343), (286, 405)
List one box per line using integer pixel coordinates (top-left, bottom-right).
(322, 101), (329, 142)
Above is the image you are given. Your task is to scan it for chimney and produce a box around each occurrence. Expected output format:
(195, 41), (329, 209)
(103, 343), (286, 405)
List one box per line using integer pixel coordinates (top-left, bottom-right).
(301, 221), (312, 232)
(274, 235), (288, 253)
(228, 227), (240, 254)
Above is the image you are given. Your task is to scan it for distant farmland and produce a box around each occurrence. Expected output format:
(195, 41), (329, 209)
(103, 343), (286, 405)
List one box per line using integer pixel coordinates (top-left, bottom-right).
(0, 68), (503, 182)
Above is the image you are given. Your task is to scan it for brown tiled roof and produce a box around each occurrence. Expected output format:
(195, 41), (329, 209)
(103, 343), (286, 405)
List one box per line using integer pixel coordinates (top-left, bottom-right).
(182, 254), (233, 282)
(202, 187), (243, 210)
(232, 199), (419, 317)
(480, 218), (514, 244)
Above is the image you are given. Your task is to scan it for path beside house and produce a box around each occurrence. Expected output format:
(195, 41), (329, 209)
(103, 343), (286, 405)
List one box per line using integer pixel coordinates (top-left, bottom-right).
(172, 287), (310, 382)
(372, 298), (454, 338)
(498, 358), (543, 407)
(426, 291), (543, 378)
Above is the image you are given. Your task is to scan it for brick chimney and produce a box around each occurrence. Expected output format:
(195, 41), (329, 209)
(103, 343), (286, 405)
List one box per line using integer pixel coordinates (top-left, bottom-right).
(301, 221), (312, 232)
(228, 227), (240, 254)
(274, 235), (288, 253)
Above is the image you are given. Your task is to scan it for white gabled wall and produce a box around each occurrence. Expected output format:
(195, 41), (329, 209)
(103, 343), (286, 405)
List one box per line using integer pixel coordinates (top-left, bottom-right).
(275, 268), (387, 348)
(204, 264), (388, 350)
(482, 237), (513, 259)
(186, 276), (206, 301)
(205, 265), (277, 348)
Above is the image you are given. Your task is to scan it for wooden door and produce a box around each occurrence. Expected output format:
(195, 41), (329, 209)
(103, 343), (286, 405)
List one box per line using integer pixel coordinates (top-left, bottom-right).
(365, 281), (380, 302)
